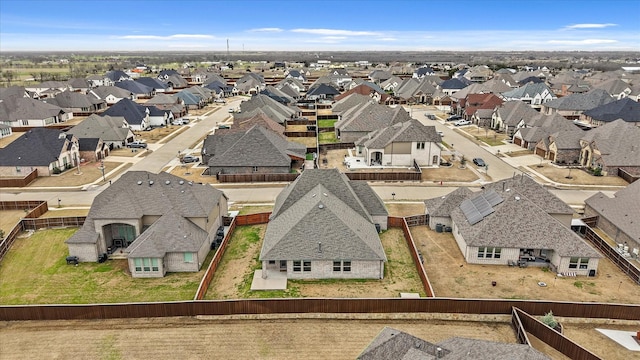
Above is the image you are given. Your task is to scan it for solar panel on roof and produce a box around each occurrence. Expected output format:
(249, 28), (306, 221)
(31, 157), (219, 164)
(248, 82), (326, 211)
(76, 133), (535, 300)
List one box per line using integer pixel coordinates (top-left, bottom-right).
(459, 190), (504, 225)
(460, 199), (484, 225)
(483, 189), (504, 207)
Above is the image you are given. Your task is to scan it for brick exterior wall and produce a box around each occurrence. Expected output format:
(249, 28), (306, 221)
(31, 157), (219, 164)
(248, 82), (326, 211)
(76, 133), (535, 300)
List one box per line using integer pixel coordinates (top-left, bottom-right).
(554, 149), (581, 164)
(285, 260), (384, 279)
(68, 243), (99, 262)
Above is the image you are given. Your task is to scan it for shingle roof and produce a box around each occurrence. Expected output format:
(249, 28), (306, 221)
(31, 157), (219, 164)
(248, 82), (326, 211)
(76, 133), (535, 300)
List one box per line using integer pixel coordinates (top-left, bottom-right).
(260, 173), (386, 262)
(0, 96), (65, 122)
(580, 119), (640, 166)
(424, 187), (473, 217)
(206, 125), (305, 167)
(90, 86), (133, 100)
(77, 138), (100, 151)
(355, 119), (441, 149)
(501, 82), (554, 99)
(336, 101), (411, 133)
(127, 211), (209, 257)
(582, 97), (640, 123)
(0, 127), (72, 166)
(543, 88), (614, 111)
(238, 94), (296, 123)
(437, 337), (550, 360)
(585, 180), (640, 245)
(44, 91), (95, 108)
(115, 80), (153, 95)
(358, 327), (444, 360)
(135, 77), (168, 90)
(67, 114), (132, 142)
(101, 98), (147, 125)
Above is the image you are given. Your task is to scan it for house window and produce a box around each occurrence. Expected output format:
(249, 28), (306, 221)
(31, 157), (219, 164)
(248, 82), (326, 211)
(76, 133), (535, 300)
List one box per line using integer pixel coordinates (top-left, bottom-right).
(571, 257), (589, 269)
(478, 247), (501, 259)
(303, 261), (311, 272)
(135, 258), (159, 272)
(253, 166), (258, 172)
(333, 260), (351, 272)
(184, 252), (193, 263)
(293, 261), (301, 272)
(16, 167), (21, 173)
(416, 142), (425, 150)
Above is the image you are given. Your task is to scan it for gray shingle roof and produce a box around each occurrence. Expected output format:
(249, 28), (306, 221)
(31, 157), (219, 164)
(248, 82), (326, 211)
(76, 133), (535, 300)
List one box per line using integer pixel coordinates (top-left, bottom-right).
(337, 102), (411, 133)
(238, 94), (296, 123)
(355, 119), (441, 149)
(585, 180), (640, 245)
(437, 337), (551, 360)
(0, 96), (65, 122)
(206, 125), (305, 168)
(115, 80), (153, 95)
(543, 88), (614, 111)
(0, 127), (72, 166)
(127, 211), (209, 257)
(580, 119), (640, 166)
(583, 97), (640, 123)
(501, 82), (554, 99)
(424, 187), (473, 217)
(67, 114), (132, 142)
(90, 86), (133, 100)
(358, 327), (443, 360)
(260, 180), (386, 261)
(101, 98), (147, 126)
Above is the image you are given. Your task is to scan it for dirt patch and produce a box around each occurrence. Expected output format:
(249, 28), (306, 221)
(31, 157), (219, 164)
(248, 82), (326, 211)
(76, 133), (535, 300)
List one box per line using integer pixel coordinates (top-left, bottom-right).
(0, 317), (517, 360)
(411, 225), (640, 303)
(562, 323), (639, 360)
(421, 164), (479, 183)
(0, 210), (26, 235)
(133, 126), (182, 144)
(167, 165), (215, 184)
(109, 148), (148, 157)
(206, 226), (425, 299)
(27, 161), (122, 187)
(39, 208), (90, 218)
(531, 164), (629, 186)
(527, 333), (571, 360)
(288, 136), (316, 148)
(0, 131), (24, 148)
(386, 203), (424, 217)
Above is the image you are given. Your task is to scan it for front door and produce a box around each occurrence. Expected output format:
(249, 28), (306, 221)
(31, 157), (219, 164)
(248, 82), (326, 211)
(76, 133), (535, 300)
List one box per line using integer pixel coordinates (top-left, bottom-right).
(279, 260), (287, 271)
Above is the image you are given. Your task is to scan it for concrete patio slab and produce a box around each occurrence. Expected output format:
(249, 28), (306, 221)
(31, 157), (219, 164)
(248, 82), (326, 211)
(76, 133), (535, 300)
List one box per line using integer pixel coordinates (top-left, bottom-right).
(250, 270), (287, 291)
(596, 328), (640, 351)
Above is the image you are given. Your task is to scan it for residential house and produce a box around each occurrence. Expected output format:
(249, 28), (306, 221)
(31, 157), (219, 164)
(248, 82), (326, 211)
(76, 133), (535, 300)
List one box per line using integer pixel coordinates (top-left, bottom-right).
(105, 70), (130, 83)
(535, 128), (585, 164)
(146, 106), (173, 127)
(591, 78), (633, 99)
(393, 78), (438, 104)
(259, 168), (388, 280)
(424, 175), (601, 276)
(89, 86), (134, 105)
(202, 125), (306, 175)
(100, 98), (150, 131)
(306, 83), (341, 101)
(368, 70), (393, 84)
(67, 78), (91, 93)
(439, 78), (469, 96)
(462, 65), (493, 83)
(24, 81), (70, 98)
(77, 138), (108, 162)
(541, 89), (614, 120)
(184, 86), (214, 104)
(0, 96), (70, 128)
(491, 100), (544, 135)
(358, 327), (551, 360)
(237, 94), (297, 124)
(354, 119), (442, 167)
(584, 180), (640, 256)
(260, 86), (294, 104)
(578, 119), (640, 176)
(500, 82), (556, 109)
(115, 80), (155, 99)
(459, 93), (504, 120)
(65, 171), (228, 278)
(234, 73), (265, 95)
(162, 74), (189, 89)
(43, 90), (107, 116)
(0, 127), (79, 177)
(451, 78), (512, 102)
(334, 83), (390, 104)
(379, 76), (403, 93)
(412, 66), (435, 78)
(512, 113), (575, 150)
(145, 93), (185, 116)
(135, 77), (171, 93)
(67, 114), (134, 149)
(335, 101), (412, 143)
(86, 75), (114, 88)
(157, 69), (179, 81)
(277, 78), (305, 93)
(328, 68), (352, 88)
(580, 97), (640, 127)
(285, 69), (307, 82)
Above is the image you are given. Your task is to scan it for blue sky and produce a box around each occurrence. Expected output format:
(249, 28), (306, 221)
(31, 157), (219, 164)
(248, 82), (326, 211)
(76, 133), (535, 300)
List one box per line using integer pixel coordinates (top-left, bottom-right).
(1, 0), (639, 52)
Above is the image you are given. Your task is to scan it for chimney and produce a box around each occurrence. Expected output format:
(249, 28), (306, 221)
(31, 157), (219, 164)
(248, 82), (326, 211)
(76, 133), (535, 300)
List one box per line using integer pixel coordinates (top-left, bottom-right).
(436, 347), (443, 359)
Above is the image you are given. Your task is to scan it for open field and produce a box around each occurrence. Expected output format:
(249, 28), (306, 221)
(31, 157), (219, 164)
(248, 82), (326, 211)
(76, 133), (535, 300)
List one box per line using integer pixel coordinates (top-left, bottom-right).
(205, 225), (425, 299)
(0, 317), (518, 360)
(412, 225), (640, 303)
(530, 164), (629, 186)
(0, 228), (208, 304)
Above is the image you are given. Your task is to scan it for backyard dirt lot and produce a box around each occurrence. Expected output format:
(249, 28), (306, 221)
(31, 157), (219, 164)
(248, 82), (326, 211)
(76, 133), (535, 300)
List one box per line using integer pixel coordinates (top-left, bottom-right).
(411, 225), (640, 303)
(529, 164), (629, 187)
(0, 317), (518, 360)
(0, 210), (25, 235)
(205, 225), (426, 299)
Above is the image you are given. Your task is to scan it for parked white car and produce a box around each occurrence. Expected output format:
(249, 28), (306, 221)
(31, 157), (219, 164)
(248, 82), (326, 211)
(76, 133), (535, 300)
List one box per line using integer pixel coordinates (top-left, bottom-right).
(454, 120), (471, 126)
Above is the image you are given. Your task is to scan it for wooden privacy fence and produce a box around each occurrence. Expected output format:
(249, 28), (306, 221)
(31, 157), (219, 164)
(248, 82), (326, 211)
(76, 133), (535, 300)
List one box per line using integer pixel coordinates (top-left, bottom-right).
(0, 200), (49, 261)
(391, 216), (435, 297)
(217, 173), (299, 183)
(319, 142), (355, 152)
(284, 131), (316, 137)
(584, 226), (640, 284)
(194, 217), (237, 300)
(513, 307), (602, 360)
(344, 172), (421, 181)
(0, 169), (38, 187)
(511, 307), (531, 346)
(2, 298), (639, 322)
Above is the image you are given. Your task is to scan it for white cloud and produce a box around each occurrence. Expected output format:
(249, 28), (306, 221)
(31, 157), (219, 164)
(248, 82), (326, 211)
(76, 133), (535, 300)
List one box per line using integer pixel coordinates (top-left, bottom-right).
(117, 34), (213, 40)
(249, 27), (284, 32)
(378, 37), (397, 41)
(322, 36), (347, 40)
(563, 23), (617, 30)
(291, 28), (381, 36)
(548, 39), (618, 45)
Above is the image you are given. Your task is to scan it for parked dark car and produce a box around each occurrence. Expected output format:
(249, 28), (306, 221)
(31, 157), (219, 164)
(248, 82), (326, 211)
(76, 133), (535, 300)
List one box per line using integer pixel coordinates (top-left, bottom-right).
(473, 158), (486, 167)
(126, 141), (147, 149)
(181, 155), (200, 163)
(446, 115), (462, 121)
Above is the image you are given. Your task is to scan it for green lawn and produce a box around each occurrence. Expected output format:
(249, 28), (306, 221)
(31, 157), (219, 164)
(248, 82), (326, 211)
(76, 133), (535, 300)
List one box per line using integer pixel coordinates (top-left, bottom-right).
(0, 228), (208, 304)
(475, 136), (506, 146)
(318, 132), (338, 144)
(317, 119), (337, 128)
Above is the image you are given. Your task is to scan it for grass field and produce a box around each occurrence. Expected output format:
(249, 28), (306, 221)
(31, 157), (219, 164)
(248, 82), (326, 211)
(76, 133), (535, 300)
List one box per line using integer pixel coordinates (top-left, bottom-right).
(318, 119), (337, 128)
(318, 132), (338, 144)
(0, 228), (208, 304)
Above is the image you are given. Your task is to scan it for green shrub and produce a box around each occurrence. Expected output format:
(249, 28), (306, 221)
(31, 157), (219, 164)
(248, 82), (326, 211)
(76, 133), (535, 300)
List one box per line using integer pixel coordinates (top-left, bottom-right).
(541, 311), (558, 329)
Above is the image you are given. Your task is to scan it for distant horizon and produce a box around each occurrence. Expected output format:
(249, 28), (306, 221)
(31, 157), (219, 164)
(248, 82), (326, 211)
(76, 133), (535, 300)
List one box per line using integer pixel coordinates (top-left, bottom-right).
(1, 0), (639, 52)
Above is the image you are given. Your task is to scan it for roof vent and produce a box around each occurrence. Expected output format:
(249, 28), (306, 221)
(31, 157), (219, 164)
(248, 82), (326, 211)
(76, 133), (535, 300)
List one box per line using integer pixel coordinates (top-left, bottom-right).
(165, 180), (171, 185)
(137, 180), (142, 185)
(505, 188), (511, 192)
(179, 180), (184, 185)
(188, 181), (193, 186)
(149, 180), (154, 186)
(312, 193), (316, 197)
(318, 204), (324, 209)
(323, 193), (328, 197)
(515, 196), (521, 201)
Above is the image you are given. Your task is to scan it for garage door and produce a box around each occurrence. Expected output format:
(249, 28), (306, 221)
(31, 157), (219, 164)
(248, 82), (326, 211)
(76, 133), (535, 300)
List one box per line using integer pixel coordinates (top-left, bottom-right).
(513, 137), (522, 146)
(535, 147), (546, 157)
(550, 151), (556, 162)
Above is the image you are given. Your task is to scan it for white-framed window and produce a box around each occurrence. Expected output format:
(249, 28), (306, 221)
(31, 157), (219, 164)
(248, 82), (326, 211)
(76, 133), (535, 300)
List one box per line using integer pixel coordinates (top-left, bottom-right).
(293, 260), (301, 272)
(416, 142), (425, 150)
(303, 261), (311, 272)
(478, 247), (501, 259)
(333, 260), (352, 272)
(184, 252), (193, 263)
(253, 166), (258, 172)
(134, 258), (159, 272)
(569, 257), (589, 269)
